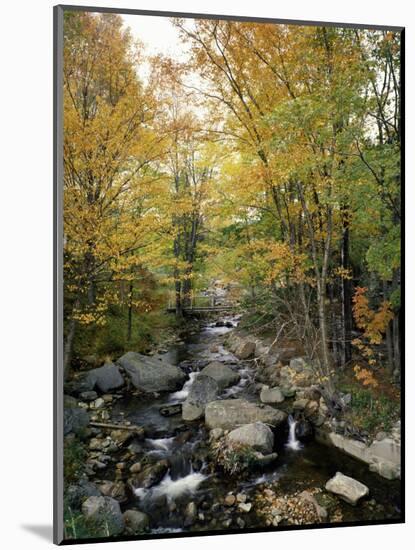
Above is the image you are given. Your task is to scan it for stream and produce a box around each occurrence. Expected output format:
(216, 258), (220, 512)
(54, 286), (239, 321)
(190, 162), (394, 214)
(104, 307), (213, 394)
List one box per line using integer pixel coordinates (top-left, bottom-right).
(110, 317), (401, 533)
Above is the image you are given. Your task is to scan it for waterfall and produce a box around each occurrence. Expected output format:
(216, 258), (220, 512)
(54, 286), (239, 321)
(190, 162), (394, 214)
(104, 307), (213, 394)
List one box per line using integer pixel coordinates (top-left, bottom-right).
(286, 414), (302, 451)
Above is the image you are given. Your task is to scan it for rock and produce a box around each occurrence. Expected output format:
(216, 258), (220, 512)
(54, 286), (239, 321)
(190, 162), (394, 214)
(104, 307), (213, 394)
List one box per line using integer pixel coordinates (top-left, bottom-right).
(200, 361), (240, 390)
(82, 496), (124, 536)
(224, 494), (236, 506)
(369, 437), (400, 465)
(293, 399), (309, 411)
(368, 437), (401, 480)
(129, 462), (142, 474)
(64, 406), (89, 436)
(159, 403), (182, 417)
(253, 452), (278, 467)
(304, 400), (319, 419)
(64, 394), (78, 408)
(89, 437), (104, 451)
(227, 422), (274, 454)
(205, 399), (287, 431)
(93, 397), (105, 409)
(375, 431), (388, 441)
(281, 387), (296, 398)
(369, 460), (400, 480)
(184, 501), (197, 526)
(79, 391), (98, 402)
(129, 460), (169, 490)
(236, 341), (256, 360)
(325, 472), (369, 505)
(110, 429), (140, 447)
(210, 428), (224, 441)
(85, 363), (125, 393)
(238, 502), (252, 513)
(236, 517), (245, 528)
(182, 375), (219, 421)
(66, 480), (101, 510)
(118, 352), (186, 392)
(123, 509), (149, 534)
(98, 480), (127, 503)
(260, 386), (285, 404)
(236, 493), (246, 503)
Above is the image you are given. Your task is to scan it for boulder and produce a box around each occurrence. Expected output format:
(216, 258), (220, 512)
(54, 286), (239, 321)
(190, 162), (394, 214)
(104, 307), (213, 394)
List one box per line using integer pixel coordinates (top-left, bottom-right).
(293, 399), (309, 411)
(236, 341), (256, 360)
(65, 480), (101, 510)
(227, 422), (274, 454)
(182, 375), (219, 421)
(260, 386), (285, 404)
(118, 352), (186, 392)
(205, 399), (287, 431)
(128, 460), (169, 490)
(123, 509), (149, 534)
(98, 480), (127, 503)
(64, 406), (89, 436)
(325, 472), (369, 505)
(200, 361), (240, 390)
(85, 363), (124, 393)
(79, 391), (98, 402)
(82, 496), (124, 536)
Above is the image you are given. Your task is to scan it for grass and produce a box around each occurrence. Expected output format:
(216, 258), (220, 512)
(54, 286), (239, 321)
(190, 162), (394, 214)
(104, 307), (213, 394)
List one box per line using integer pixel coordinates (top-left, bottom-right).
(72, 306), (179, 367)
(64, 436), (87, 485)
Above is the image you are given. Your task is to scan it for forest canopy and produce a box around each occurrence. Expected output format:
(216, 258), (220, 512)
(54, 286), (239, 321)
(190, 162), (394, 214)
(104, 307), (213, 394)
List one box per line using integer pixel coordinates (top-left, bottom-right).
(62, 11), (401, 396)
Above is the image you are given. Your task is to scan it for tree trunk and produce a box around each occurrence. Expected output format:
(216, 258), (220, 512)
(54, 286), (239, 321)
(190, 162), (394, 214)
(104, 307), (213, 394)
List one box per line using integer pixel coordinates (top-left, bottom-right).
(341, 222), (353, 365)
(329, 283), (339, 366)
(175, 278), (182, 318)
(127, 281), (133, 341)
(383, 280), (394, 373)
(64, 318), (76, 381)
(393, 314), (401, 375)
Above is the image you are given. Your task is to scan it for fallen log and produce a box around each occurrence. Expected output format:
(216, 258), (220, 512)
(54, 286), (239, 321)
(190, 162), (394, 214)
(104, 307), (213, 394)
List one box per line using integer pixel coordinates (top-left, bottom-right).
(90, 421), (144, 433)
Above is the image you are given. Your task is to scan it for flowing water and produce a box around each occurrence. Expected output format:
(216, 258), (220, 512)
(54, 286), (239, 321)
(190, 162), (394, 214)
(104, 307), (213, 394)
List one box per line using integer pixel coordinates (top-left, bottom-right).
(110, 317), (401, 533)
(286, 415), (302, 451)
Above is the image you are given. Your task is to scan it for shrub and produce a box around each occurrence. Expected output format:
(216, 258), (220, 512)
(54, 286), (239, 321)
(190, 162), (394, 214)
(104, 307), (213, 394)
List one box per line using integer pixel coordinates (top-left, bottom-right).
(211, 439), (259, 476)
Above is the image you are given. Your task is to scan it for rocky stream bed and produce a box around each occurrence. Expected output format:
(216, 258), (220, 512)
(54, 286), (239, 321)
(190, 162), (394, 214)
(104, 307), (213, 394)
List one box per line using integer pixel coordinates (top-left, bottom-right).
(63, 316), (402, 539)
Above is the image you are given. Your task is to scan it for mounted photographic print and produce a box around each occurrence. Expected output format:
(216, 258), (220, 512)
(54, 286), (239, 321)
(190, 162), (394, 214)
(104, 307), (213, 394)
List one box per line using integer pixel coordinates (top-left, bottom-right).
(53, 4), (404, 544)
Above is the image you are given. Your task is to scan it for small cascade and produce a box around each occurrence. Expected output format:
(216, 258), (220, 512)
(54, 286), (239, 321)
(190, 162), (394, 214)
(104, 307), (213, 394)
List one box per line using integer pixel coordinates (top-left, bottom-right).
(134, 465), (208, 502)
(146, 437), (175, 452)
(169, 371), (199, 401)
(286, 414), (302, 451)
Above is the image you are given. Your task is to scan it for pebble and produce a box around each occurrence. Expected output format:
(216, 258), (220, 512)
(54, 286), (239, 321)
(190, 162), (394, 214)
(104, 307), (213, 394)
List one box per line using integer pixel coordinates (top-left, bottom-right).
(238, 502), (252, 513)
(225, 494), (236, 506)
(129, 462), (142, 473)
(236, 493), (247, 503)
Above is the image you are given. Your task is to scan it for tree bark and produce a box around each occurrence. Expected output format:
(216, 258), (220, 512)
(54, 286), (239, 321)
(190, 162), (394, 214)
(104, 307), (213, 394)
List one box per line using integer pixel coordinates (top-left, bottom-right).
(127, 281), (133, 341)
(341, 219), (353, 365)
